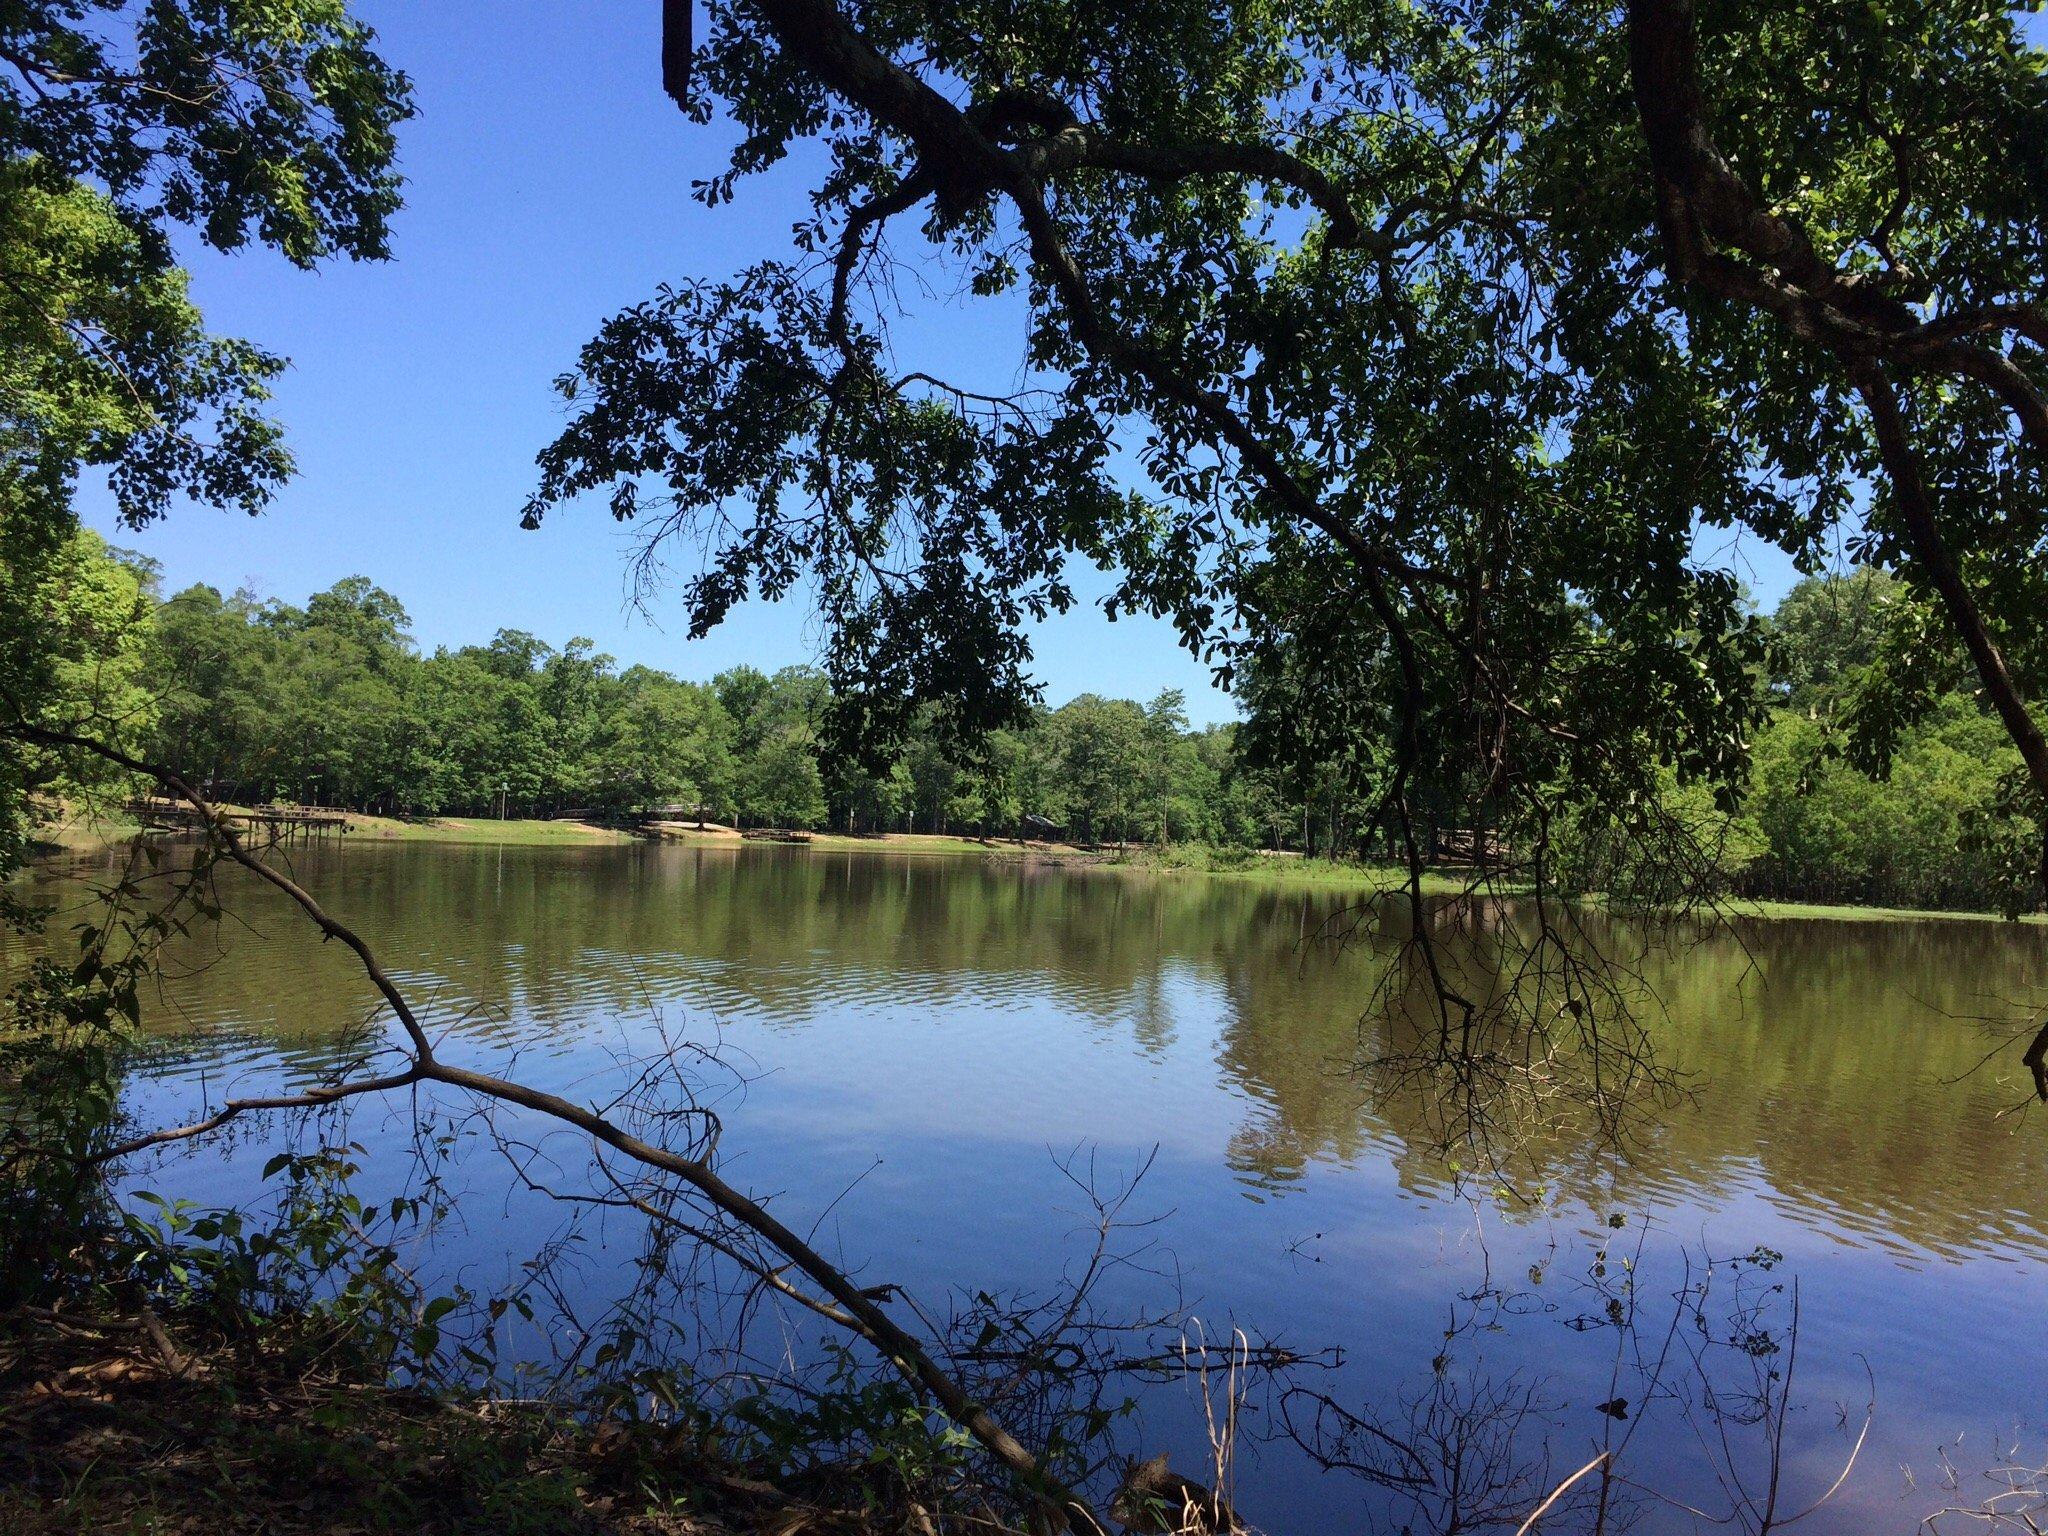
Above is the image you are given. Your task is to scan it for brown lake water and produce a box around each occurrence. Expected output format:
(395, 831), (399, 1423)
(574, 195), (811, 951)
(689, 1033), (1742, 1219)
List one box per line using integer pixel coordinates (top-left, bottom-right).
(12, 839), (2048, 1533)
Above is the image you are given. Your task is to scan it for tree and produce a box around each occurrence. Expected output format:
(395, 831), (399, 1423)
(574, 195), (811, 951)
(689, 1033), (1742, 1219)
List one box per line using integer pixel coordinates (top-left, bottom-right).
(714, 665), (774, 756)
(537, 639), (619, 809)
(0, 0), (409, 537)
(147, 584), (275, 794)
(1745, 698), (2025, 911)
(956, 726), (1032, 840)
(303, 577), (415, 669)
(1200, 727), (1290, 850)
(412, 648), (552, 814)
(3, 528), (158, 817)
(590, 667), (736, 816)
(1, 0), (410, 863)
(520, 1), (2048, 909)
(743, 733), (828, 828)
(901, 717), (959, 833)
(1048, 695), (1149, 844)
(236, 578), (417, 807)
(1769, 569), (1908, 713)
(826, 750), (905, 834)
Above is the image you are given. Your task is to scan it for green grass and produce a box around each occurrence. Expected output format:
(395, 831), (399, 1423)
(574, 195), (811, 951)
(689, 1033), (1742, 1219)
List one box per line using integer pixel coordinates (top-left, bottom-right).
(1717, 894), (2044, 925)
(39, 808), (639, 851)
(804, 831), (1004, 853)
(345, 813), (637, 846)
(1089, 842), (1489, 895)
(653, 827), (1001, 855)
(661, 828), (1482, 892)
(992, 841), (2042, 921)
(720, 835), (2037, 922)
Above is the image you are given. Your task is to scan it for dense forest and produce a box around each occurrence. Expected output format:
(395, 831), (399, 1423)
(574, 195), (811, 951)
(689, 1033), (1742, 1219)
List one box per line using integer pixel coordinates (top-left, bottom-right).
(23, 529), (2033, 914)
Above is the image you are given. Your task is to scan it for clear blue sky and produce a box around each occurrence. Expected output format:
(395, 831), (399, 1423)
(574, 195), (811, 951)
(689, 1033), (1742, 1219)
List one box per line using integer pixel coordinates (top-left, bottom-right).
(80, 2), (1799, 723)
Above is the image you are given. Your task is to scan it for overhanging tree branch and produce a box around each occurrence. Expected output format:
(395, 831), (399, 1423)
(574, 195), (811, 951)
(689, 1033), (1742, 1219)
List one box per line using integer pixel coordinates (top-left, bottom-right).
(1626, 0), (2048, 811)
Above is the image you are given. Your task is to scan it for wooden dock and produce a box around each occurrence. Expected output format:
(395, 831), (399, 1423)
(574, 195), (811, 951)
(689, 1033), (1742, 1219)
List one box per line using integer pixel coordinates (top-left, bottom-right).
(1432, 826), (1510, 866)
(740, 827), (814, 844)
(127, 799), (349, 839)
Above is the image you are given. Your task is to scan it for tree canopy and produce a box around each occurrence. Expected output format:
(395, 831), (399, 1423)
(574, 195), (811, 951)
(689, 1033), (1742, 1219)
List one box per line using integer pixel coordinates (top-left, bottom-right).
(15, 536), (2023, 912)
(521, 0), (2048, 931)
(0, 0), (410, 875)
(122, 562), (1278, 843)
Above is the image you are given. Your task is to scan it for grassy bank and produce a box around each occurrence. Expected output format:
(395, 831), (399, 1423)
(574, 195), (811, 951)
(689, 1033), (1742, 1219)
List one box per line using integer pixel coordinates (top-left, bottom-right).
(1717, 895), (2044, 925)
(1093, 841), (1488, 896)
(42, 807), (640, 850)
(653, 826), (1004, 855)
(340, 811), (638, 845)
(650, 825), (1482, 892)
(734, 835), (2042, 923)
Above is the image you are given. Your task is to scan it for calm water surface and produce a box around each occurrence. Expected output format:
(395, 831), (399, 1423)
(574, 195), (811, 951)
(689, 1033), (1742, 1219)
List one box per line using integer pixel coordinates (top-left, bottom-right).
(13, 840), (2048, 1533)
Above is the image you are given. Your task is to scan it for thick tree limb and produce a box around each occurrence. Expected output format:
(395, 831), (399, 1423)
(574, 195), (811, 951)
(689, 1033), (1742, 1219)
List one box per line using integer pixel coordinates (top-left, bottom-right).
(662, 0), (692, 106)
(742, 0), (1011, 215)
(1848, 371), (2048, 801)
(1628, 0), (2048, 426)
(734, 2), (1441, 639)
(1032, 132), (1375, 251)
(1628, 0), (1911, 330)
(1627, 0), (2048, 826)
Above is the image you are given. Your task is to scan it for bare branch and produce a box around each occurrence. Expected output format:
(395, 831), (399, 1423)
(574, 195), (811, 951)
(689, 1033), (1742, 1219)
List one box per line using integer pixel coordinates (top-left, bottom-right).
(1, 720), (1112, 1536)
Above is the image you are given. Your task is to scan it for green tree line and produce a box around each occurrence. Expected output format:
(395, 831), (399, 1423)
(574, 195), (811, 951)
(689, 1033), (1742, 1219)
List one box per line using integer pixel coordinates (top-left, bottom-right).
(70, 548), (1278, 843)
(25, 531), (2037, 913)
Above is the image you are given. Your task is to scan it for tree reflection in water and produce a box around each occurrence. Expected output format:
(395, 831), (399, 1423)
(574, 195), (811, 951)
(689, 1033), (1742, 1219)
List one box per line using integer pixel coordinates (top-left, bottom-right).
(11, 839), (2046, 1531)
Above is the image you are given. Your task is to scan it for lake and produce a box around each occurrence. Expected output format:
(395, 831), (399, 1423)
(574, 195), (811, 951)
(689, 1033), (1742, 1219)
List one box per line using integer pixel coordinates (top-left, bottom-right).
(12, 838), (2048, 1533)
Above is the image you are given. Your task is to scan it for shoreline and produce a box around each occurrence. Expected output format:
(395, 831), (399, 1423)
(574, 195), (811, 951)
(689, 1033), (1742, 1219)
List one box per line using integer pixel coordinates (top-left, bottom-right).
(0, 1309), (899, 1536)
(32, 813), (2042, 927)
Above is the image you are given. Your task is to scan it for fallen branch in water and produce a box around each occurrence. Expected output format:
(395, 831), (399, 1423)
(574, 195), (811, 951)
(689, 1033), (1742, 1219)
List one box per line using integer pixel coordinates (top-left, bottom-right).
(5, 722), (1116, 1536)
(1513, 1453), (1608, 1536)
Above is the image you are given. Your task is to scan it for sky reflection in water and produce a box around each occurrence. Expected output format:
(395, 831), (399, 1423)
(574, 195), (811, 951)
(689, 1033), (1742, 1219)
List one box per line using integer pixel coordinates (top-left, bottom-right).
(14, 840), (2048, 1534)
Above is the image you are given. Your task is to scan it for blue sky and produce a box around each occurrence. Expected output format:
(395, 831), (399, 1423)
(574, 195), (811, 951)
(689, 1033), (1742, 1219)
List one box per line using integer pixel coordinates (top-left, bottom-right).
(80, 2), (1800, 724)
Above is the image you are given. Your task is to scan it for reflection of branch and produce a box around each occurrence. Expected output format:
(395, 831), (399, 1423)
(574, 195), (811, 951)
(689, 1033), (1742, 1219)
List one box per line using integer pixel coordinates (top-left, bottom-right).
(1923, 1446), (2048, 1533)
(4, 721), (1111, 1536)
(500, 1143), (867, 1332)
